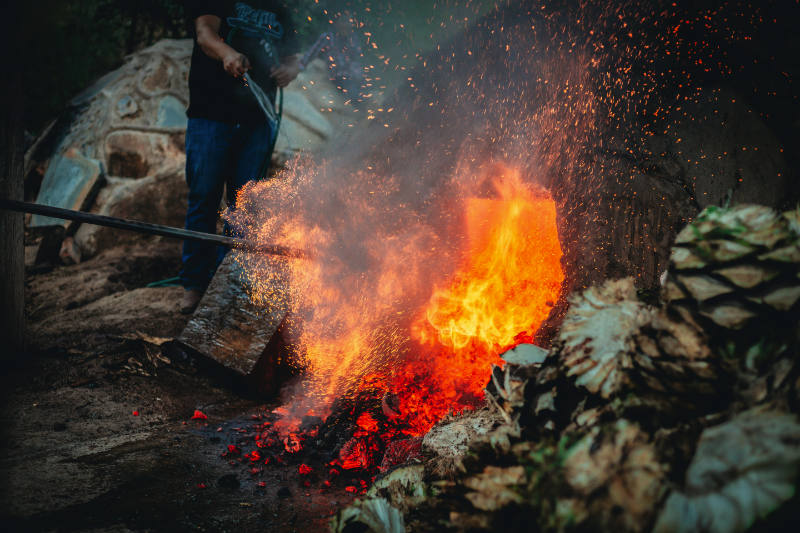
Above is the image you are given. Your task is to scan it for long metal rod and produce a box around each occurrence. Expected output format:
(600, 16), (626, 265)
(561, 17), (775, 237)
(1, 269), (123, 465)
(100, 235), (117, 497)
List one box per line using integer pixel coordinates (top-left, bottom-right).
(0, 198), (308, 259)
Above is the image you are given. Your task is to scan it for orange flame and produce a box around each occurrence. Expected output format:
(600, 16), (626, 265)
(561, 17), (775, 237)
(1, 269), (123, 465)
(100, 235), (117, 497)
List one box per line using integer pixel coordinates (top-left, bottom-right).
(413, 169), (564, 353)
(393, 168), (564, 434)
(230, 163), (563, 437)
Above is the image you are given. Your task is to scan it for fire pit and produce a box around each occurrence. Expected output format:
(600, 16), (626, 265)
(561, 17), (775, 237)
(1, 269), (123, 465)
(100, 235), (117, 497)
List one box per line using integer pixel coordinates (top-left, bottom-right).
(202, 163), (566, 495)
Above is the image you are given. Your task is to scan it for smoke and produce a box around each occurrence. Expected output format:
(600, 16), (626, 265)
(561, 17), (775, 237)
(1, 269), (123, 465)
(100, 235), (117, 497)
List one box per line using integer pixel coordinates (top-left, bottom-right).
(225, 0), (778, 423)
(224, 3), (583, 423)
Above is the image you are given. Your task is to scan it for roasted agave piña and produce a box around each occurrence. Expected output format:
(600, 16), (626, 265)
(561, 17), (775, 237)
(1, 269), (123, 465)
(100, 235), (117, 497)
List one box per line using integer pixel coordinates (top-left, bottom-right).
(662, 205), (800, 370)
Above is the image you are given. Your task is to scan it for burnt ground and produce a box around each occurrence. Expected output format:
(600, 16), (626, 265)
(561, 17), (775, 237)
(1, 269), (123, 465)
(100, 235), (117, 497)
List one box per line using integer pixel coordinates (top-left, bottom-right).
(0, 237), (357, 533)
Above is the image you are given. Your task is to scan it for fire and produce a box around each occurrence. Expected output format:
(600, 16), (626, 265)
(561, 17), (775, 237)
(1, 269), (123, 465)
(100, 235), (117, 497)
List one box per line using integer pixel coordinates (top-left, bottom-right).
(210, 0), (767, 481)
(413, 170), (564, 353)
(230, 162), (564, 438)
(393, 169), (564, 434)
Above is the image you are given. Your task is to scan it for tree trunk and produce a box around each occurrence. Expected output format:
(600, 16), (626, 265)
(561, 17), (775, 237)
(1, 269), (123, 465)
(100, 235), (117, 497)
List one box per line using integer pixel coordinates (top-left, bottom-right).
(1, 5), (25, 359)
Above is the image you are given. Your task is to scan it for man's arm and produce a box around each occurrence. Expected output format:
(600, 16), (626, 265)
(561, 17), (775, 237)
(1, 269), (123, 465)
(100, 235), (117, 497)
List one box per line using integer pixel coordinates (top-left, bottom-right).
(195, 15), (250, 77)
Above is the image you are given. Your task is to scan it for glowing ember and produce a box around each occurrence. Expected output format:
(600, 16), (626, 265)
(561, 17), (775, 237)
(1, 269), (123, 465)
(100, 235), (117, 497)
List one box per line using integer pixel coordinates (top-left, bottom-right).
(284, 434), (303, 454)
(338, 438), (373, 470)
(244, 450), (261, 462)
(356, 412), (380, 433)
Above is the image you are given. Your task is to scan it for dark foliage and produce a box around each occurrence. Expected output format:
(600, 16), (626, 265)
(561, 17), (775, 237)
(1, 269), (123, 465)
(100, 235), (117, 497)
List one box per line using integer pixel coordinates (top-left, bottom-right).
(18, 0), (187, 132)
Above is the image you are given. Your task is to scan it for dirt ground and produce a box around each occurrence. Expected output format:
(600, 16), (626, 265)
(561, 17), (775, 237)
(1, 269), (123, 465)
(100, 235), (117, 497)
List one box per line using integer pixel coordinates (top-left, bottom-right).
(0, 237), (356, 533)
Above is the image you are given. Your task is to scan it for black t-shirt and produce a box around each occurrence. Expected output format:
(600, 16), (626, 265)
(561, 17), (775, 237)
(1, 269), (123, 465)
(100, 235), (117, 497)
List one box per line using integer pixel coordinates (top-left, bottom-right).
(185, 1), (299, 123)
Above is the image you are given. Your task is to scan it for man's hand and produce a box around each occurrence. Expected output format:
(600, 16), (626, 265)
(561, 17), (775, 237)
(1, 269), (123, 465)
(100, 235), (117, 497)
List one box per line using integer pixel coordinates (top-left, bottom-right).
(271, 56), (301, 88)
(223, 51), (250, 78)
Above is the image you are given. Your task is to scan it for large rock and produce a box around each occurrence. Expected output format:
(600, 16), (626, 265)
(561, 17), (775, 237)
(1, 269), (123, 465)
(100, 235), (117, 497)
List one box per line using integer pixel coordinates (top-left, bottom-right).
(31, 39), (192, 253)
(40, 39), (192, 181)
(74, 166), (188, 257)
(105, 130), (184, 179)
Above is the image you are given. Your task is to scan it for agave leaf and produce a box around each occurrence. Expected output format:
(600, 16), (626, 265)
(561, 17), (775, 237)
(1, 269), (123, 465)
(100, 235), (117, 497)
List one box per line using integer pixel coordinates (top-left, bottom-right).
(662, 278), (687, 303)
(464, 466), (526, 511)
(486, 420), (521, 453)
(368, 464), (427, 512)
(607, 444), (667, 529)
(699, 303), (756, 329)
(558, 278), (655, 398)
(501, 343), (549, 366)
(675, 224), (698, 245)
(630, 307), (723, 410)
(563, 420), (667, 530)
(422, 408), (501, 462)
(761, 285), (800, 311)
(740, 227), (788, 248)
(534, 387), (557, 416)
(682, 205), (790, 261)
(489, 364), (526, 406)
(671, 246), (707, 269)
(757, 244), (800, 263)
(714, 264), (779, 289)
(782, 208), (800, 235)
(554, 499), (589, 528)
(332, 497), (406, 533)
(653, 410), (800, 533)
(723, 205), (779, 232)
(693, 239), (755, 262)
(563, 420), (641, 493)
(678, 274), (735, 301)
(446, 511), (491, 530)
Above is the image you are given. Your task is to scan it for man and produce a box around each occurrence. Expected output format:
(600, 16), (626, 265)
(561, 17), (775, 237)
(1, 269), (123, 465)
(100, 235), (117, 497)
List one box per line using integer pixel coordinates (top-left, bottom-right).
(180, 1), (300, 313)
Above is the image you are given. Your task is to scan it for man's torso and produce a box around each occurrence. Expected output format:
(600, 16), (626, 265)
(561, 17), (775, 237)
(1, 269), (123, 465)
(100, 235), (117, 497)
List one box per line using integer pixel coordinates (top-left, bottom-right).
(186, 1), (297, 124)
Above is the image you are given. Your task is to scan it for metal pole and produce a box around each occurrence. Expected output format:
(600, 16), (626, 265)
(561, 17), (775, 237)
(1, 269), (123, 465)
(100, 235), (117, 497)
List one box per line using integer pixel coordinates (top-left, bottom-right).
(0, 198), (309, 259)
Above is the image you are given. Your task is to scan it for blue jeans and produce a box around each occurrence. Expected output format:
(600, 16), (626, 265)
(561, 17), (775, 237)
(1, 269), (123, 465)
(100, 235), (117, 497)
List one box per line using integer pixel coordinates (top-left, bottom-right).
(180, 118), (272, 291)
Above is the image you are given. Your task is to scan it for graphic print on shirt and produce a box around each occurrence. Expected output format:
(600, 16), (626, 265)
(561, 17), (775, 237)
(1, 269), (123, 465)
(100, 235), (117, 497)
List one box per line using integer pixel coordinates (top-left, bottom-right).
(227, 2), (284, 39)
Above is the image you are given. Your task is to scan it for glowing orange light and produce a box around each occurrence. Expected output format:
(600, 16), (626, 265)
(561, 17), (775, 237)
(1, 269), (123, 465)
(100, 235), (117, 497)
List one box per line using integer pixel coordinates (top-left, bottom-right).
(232, 163), (564, 439)
(394, 168), (564, 435)
(413, 169), (563, 353)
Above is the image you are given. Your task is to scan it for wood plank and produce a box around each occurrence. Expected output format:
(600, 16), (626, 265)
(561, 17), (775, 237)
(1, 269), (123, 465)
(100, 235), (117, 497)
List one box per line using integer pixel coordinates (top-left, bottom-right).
(176, 253), (290, 390)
